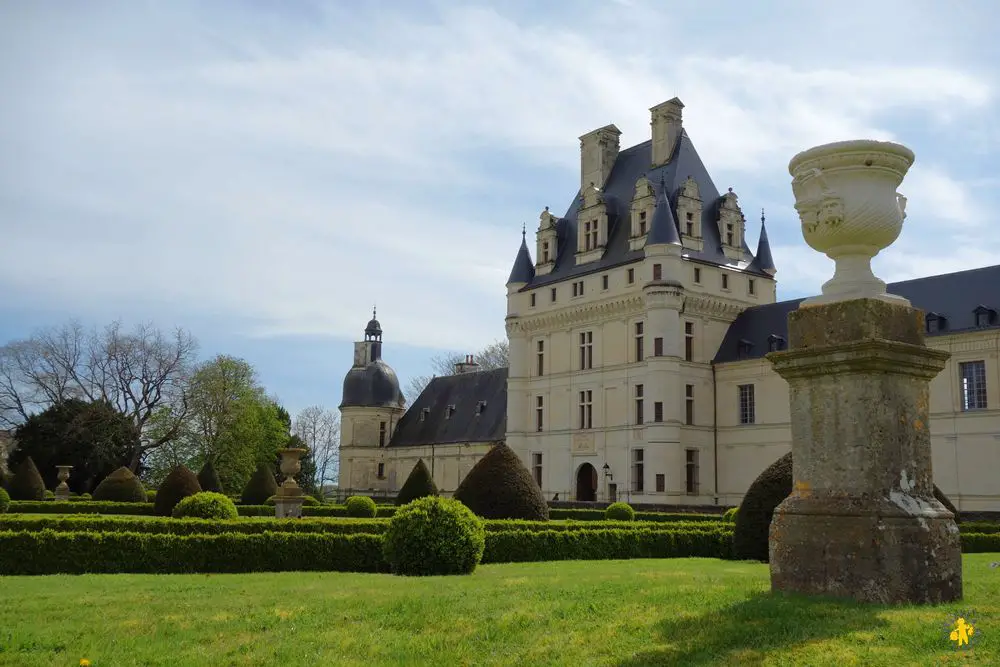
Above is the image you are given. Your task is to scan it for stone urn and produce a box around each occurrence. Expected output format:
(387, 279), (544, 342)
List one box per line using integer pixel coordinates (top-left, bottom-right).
(55, 465), (73, 501)
(789, 140), (913, 306)
(275, 448), (307, 519)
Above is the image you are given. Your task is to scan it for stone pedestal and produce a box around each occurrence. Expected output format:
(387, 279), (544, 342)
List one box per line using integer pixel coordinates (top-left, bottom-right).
(55, 465), (73, 501)
(275, 448), (307, 519)
(767, 299), (962, 604)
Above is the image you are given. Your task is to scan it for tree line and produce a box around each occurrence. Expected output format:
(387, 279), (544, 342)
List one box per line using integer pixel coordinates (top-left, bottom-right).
(0, 320), (340, 496)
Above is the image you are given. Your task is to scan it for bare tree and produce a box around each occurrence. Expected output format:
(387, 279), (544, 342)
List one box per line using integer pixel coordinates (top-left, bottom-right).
(404, 338), (509, 402)
(293, 405), (340, 494)
(0, 320), (198, 471)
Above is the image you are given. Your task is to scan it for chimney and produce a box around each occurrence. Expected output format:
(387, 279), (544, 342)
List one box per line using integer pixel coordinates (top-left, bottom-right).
(650, 97), (684, 167)
(579, 124), (622, 192)
(454, 354), (480, 375)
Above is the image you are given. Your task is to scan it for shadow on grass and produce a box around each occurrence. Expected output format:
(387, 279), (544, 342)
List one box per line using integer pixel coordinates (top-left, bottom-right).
(619, 589), (890, 667)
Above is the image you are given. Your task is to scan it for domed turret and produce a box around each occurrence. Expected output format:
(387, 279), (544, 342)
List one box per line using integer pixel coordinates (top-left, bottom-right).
(339, 308), (405, 409)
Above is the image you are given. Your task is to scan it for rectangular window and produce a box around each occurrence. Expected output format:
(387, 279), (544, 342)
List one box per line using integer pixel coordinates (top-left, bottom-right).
(685, 384), (694, 425)
(535, 396), (544, 432)
(654, 401), (663, 422)
(584, 220), (593, 251)
(632, 449), (644, 493)
(726, 224), (734, 247)
(378, 421), (387, 447)
(550, 287), (557, 302)
(634, 322), (644, 362)
(532, 453), (543, 488)
(572, 280), (583, 296)
(748, 278), (756, 295)
(722, 273), (729, 290)
(602, 275), (609, 290)
(572, 281), (578, 297)
(654, 337), (663, 357)
(694, 267), (701, 283)
(377, 462), (385, 479)
(627, 268), (635, 284)
(579, 331), (594, 370)
(685, 449), (699, 494)
(684, 322), (694, 362)
(653, 263), (662, 280)
(685, 211), (694, 236)
(635, 384), (644, 424)
(960, 361), (988, 411)
(578, 390), (593, 429)
(530, 293), (536, 307)
(639, 210), (648, 235)
(739, 384), (756, 424)
(589, 221), (598, 249)
(542, 242), (550, 263)
(655, 473), (665, 493)
(536, 340), (544, 376)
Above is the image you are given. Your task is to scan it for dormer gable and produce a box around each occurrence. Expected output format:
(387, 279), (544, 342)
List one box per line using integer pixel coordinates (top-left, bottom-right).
(629, 176), (656, 251)
(717, 187), (746, 261)
(535, 206), (559, 276)
(676, 175), (703, 252)
(575, 183), (610, 265)
(736, 338), (754, 360)
(767, 334), (787, 352)
(974, 305), (997, 328)
(925, 311), (947, 334)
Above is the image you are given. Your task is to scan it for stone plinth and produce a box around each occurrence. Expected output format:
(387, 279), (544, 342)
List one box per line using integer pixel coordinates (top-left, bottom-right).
(767, 298), (962, 604)
(275, 487), (305, 519)
(55, 465), (73, 501)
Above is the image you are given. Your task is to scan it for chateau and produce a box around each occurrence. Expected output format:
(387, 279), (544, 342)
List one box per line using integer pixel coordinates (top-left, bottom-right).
(338, 98), (1000, 512)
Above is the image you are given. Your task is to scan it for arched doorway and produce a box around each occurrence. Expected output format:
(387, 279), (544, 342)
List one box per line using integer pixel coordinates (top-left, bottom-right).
(576, 463), (598, 501)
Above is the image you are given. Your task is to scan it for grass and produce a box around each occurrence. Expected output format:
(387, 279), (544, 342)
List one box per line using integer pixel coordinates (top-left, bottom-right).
(1, 555), (997, 666)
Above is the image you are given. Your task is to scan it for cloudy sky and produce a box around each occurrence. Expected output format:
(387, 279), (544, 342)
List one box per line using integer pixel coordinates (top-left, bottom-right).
(2, 0), (998, 418)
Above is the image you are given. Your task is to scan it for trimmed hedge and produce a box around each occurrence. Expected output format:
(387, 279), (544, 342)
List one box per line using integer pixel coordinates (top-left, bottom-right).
(454, 443), (549, 520)
(482, 528), (735, 564)
(962, 532), (1000, 552)
(264, 495), (321, 507)
(0, 487), (9, 514)
(549, 509), (724, 523)
(93, 467), (147, 503)
(9, 501), (157, 515)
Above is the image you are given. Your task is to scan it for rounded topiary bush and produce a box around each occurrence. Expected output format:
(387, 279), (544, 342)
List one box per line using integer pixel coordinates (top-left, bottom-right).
(0, 487), (10, 514)
(723, 507), (739, 523)
(93, 466), (147, 503)
(345, 495), (377, 518)
(605, 501), (635, 521)
(146, 490), (157, 503)
(396, 459), (438, 506)
(8, 456), (45, 501)
(153, 465), (202, 517)
(78, 493), (92, 501)
(384, 496), (485, 576)
(734, 451), (961, 562)
(44, 489), (55, 500)
(197, 460), (224, 494)
(172, 491), (238, 520)
(453, 443), (549, 520)
(241, 463), (278, 505)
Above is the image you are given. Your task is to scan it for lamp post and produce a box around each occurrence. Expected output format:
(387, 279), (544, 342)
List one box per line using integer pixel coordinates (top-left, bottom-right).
(603, 463), (613, 502)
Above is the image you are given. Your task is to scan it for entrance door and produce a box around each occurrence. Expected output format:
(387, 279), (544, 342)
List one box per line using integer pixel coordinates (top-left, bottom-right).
(608, 483), (617, 503)
(576, 463), (598, 501)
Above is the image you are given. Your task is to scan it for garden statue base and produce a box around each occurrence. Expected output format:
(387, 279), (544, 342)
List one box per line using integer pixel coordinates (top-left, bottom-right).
(55, 465), (73, 501)
(767, 298), (962, 604)
(275, 488), (305, 519)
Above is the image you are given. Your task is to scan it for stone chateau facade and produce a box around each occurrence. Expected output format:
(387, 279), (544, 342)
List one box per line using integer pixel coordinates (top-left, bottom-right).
(338, 97), (1000, 512)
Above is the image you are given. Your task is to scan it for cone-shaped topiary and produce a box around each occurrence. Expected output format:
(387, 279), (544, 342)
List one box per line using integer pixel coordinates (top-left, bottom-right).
(0, 486), (9, 514)
(453, 443), (549, 520)
(93, 466), (147, 503)
(605, 502), (635, 521)
(8, 456), (45, 501)
(395, 459), (438, 506)
(734, 452), (961, 562)
(172, 491), (239, 520)
(0, 467), (9, 491)
(197, 460), (224, 494)
(241, 463), (278, 505)
(384, 496), (485, 576)
(153, 465), (202, 516)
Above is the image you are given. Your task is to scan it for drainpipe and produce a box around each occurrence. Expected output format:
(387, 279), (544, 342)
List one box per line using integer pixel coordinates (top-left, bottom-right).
(712, 360), (719, 506)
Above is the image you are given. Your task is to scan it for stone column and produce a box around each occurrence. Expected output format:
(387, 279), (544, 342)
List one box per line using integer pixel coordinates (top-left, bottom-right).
(767, 140), (962, 604)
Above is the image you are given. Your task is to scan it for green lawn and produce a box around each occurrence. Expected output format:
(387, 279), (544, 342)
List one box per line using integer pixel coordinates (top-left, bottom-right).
(1, 555), (997, 666)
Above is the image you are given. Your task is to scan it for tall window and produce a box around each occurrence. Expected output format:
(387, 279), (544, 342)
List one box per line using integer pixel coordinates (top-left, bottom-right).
(685, 449), (699, 494)
(632, 449), (644, 493)
(685, 211), (694, 236)
(535, 396), (544, 432)
(377, 462), (385, 479)
(654, 337), (663, 357)
(693, 266), (701, 283)
(602, 275), (609, 290)
(722, 273), (729, 290)
(656, 473), (665, 493)
(654, 401), (663, 423)
(542, 242), (550, 263)
(639, 210), (648, 235)
(378, 421), (387, 447)
(536, 340), (544, 376)
(685, 384), (694, 425)
(960, 361), (988, 411)
(634, 384), (644, 424)
(572, 280), (584, 297)
(550, 287), (557, 302)
(726, 223), (734, 246)
(684, 322), (694, 362)
(584, 220), (598, 250)
(532, 453), (543, 488)
(748, 279), (756, 295)
(652, 263), (662, 280)
(627, 268), (635, 284)
(578, 390), (593, 429)
(634, 322), (644, 362)
(579, 331), (594, 370)
(739, 384), (756, 424)
(530, 293), (536, 307)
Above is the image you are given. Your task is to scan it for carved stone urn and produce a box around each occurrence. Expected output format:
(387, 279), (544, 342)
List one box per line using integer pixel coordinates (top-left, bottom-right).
(275, 448), (307, 519)
(55, 465), (73, 501)
(789, 140), (914, 306)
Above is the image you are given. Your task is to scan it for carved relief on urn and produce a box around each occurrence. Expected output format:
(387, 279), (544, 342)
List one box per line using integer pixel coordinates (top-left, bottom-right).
(788, 139), (914, 306)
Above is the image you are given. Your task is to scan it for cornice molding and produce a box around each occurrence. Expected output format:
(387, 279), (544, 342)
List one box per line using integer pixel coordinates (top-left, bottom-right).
(507, 294), (646, 335)
(683, 294), (747, 319)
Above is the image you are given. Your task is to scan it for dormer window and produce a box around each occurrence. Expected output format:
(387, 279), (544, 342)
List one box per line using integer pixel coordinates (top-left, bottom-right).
(476, 400), (487, 415)
(717, 188), (745, 261)
(420, 407), (430, 422)
(767, 334), (786, 352)
(629, 177), (656, 251)
(974, 305), (996, 328)
(446, 405), (456, 419)
(926, 312), (946, 333)
(577, 183), (609, 263)
(584, 220), (598, 250)
(677, 176), (703, 252)
(737, 339), (754, 360)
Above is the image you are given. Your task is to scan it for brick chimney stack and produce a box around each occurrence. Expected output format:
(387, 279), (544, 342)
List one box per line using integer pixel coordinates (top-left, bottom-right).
(454, 354), (480, 375)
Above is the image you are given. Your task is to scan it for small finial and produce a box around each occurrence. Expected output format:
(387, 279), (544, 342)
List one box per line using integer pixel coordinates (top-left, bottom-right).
(522, 222), (526, 237)
(728, 187), (733, 193)
(544, 205), (549, 212)
(372, 304), (377, 319)
(761, 208), (766, 225)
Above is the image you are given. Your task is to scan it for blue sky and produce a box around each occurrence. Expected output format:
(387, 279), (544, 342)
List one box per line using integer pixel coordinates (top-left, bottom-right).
(2, 0), (999, 418)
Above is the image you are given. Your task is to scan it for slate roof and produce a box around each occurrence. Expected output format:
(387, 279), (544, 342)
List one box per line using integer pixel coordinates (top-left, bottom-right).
(389, 367), (508, 447)
(747, 215), (776, 274)
(715, 264), (1000, 363)
(647, 178), (682, 246)
(339, 360), (406, 410)
(520, 130), (769, 290)
(506, 231), (536, 286)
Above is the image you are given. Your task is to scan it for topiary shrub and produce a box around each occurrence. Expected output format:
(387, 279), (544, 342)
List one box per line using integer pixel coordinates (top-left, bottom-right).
(78, 493), (92, 501)
(734, 452), (961, 562)
(395, 459), (438, 506)
(153, 465), (202, 517)
(44, 489), (55, 500)
(0, 487), (9, 514)
(241, 463), (278, 505)
(384, 495), (485, 576)
(93, 466), (147, 503)
(146, 490), (157, 503)
(723, 507), (739, 523)
(453, 443), (549, 520)
(172, 491), (239, 520)
(197, 460), (224, 494)
(264, 494), (320, 506)
(0, 467), (10, 491)
(605, 502), (635, 521)
(8, 457), (45, 501)
(345, 495), (377, 518)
